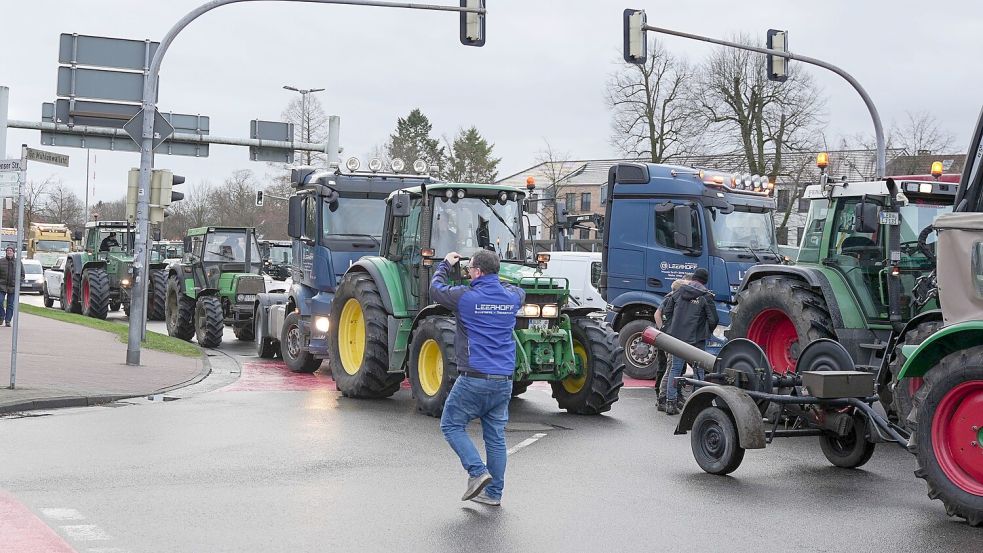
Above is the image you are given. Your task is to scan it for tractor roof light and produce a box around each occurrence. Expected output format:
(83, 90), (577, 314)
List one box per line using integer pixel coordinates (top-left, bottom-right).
(525, 176), (536, 190)
(456, 189), (466, 199)
(817, 152), (829, 170)
(413, 159), (428, 174)
(391, 158), (406, 173)
(919, 182), (934, 194)
(931, 161), (943, 179)
(345, 157), (361, 172)
(368, 158), (383, 172)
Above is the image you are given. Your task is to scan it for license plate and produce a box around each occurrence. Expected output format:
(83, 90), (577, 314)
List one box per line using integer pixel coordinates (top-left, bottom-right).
(879, 212), (899, 225)
(239, 294), (256, 303)
(528, 319), (550, 330)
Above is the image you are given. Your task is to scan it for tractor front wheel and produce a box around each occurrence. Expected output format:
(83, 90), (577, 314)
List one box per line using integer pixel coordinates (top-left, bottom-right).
(912, 347), (983, 526)
(147, 269), (168, 321)
(280, 311), (321, 373)
(551, 317), (624, 415)
(81, 268), (110, 320)
(619, 318), (667, 380)
(408, 316), (458, 417)
(165, 275), (195, 341)
(110, 301), (121, 312)
(328, 272), (402, 398)
(194, 295), (224, 348)
(62, 263), (81, 314)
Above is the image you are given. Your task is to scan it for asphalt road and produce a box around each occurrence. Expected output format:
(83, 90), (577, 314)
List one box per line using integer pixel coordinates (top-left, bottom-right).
(2, 361), (979, 552)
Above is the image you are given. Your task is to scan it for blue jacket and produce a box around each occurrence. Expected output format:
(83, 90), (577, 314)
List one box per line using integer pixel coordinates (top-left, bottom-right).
(429, 260), (525, 376)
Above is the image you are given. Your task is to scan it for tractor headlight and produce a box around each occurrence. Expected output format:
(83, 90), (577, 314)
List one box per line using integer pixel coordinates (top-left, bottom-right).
(541, 304), (559, 318)
(520, 304), (541, 317)
(314, 316), (330, 333)
(121, 278), (131, 287)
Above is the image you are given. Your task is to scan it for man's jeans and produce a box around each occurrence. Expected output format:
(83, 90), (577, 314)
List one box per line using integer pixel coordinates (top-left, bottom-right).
(440, 375), (512, 499)
(0, 290), (13, 324)
(665, 349), (706, 404)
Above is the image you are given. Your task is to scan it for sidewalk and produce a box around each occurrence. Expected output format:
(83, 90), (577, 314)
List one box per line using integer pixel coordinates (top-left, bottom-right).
(0, 313), (207, 413)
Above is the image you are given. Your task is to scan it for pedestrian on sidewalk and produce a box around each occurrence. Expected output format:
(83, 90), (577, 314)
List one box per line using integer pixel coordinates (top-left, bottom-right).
(654, 274), (691, 412)
(0, 246), (24, 327)
(660, 267), (718, 415)
(431, 249), (524, 507)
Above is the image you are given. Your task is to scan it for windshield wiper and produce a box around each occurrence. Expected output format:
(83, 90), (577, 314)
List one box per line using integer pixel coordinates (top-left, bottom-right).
(483, 200), (517, 238)
(330, 233), (380, 246)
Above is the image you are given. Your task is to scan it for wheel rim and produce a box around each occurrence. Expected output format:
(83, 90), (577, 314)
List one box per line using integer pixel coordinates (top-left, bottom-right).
(826, 425), (859, 456)
(698, 418), (726, 460)
(562, 342), (589, 394)
(65, 270), (73, 303)
(747, 308), (798, 374)
(338, 299), (365, 375)
(931, 380), (983, 496)
(626, 332), (656, 368)
(286, 323), (303, 359)
(82, 277), (91, 310)
(417, 339), (443, 397)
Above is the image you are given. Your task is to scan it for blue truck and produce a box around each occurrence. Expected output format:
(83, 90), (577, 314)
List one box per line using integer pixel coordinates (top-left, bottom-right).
(599, 162), (779, 379)
(253, 162), (435, 372)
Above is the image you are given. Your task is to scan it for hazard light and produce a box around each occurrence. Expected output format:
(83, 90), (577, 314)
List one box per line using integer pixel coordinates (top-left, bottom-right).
(931, 161), (943, 179)
(817, 152), (829, 169)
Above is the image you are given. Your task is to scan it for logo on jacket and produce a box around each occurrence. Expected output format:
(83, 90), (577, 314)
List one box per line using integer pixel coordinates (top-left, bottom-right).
(476, 303), (516, 313)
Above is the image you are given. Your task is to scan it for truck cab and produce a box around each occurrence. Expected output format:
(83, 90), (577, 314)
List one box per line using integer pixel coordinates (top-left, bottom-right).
(28, 223), (74, 268)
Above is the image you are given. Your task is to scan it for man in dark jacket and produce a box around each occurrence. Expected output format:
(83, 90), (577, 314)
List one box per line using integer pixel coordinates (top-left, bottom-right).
(0, 246), (24, 327)
(660, 267), (719, 415)
(431, 249), (524, 506)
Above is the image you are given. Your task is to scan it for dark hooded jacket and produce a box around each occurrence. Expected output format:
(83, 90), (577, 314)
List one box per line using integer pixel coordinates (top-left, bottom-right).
(661, 281), (719, 346)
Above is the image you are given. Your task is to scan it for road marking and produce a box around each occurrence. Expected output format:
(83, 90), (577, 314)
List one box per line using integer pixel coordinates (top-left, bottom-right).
(61, 525), (112, 541)
(0, 492), (77, 553)
(507, 432), (547, 456)
(41, 508), (86, 521)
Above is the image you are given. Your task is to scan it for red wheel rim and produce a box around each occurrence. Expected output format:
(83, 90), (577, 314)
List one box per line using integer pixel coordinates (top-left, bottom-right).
(908, 376), (924, 397)
(82, 278), (90, 309)
(65, 272), (73, 303)
(931, 380), (983, 496)
(747, 308), (798, 374)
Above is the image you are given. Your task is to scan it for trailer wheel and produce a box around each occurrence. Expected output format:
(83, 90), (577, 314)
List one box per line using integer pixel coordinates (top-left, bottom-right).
(254, 306), (277, 359)
(551, 317), (624, 415)
(619, 319), (667, 380)
(408, 316), (457, 417)
(819, 417), (876, 468)
(885, 320), (941, 428)
(511, 380), (532, 397)
(691, 407), (745, 475)
(280, 311), (321, 372)
(911, 347), (983, 527)
(110, 301), (121, 312)
(194, 295), (224, 348)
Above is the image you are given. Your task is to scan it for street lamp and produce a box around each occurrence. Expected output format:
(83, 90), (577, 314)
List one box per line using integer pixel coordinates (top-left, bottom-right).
(283, 85), (325, 165)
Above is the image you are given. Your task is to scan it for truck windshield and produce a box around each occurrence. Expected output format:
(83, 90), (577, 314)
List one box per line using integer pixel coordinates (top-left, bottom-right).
(204, 232), (261, 263)
(322, 197), (387, 241)
(432, 197), (521, 259)
(36, 240), (71, 252)
(706, 207), (776, 252)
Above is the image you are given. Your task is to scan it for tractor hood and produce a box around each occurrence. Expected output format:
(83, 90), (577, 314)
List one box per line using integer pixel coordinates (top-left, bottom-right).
(497, 262), (541, 285)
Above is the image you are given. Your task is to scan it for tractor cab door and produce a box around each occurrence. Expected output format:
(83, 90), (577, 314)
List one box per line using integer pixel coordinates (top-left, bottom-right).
(826, 197), (886, 320)
(385, 196), (424, 312)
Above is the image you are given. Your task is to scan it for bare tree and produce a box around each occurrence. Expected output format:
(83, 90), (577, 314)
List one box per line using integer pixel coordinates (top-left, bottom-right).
(894, 110), (954, 155)
(534, 141), (581, 240)
(43, 181), (85, 231)
(606, 38), (701, 162)
(18, 176), (54, 230)
(91, 197), (128, 222)
(282, 94), (330, 166)
(208, 170), (264, 229)
(163, 180), (213, 238)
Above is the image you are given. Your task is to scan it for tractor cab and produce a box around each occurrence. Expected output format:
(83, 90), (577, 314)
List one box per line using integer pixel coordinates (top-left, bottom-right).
(83, 221), (134, 257)
(183, 227), (263, 291)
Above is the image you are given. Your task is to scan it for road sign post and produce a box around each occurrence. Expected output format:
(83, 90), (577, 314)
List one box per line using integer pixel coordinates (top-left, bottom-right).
(7, 147), (27, 388)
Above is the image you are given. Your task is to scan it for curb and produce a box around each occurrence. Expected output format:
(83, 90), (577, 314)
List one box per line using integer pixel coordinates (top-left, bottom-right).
(0, 348), (212, 415)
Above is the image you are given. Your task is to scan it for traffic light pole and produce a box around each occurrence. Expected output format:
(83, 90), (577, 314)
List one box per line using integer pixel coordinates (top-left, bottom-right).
(126, 0), (485, 365)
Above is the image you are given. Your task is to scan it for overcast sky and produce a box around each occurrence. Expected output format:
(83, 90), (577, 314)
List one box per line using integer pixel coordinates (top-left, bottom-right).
(2, 0), (981, 205)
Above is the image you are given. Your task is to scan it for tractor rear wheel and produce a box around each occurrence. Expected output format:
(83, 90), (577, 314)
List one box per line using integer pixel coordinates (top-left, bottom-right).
(408, 316), (457, 417)
(280, 311), (321, 372)
(62, 262), (81, 314)
(691, 407), (745, 475)
(194, 295), (224, 348)
(511, 380), (532, 397)
(146, 269), (168, 321)
(727, 276), (836, 375)
(619, 318), (667, 380)
(819, 416), (876, 468)
(551, 317), (624, 415)
(911, 347), (983, 527)
(81, 268), (110, 320)
(328, 272), (402, 398)
(166, 275), (195, 341)
(886, 320), (942, 428)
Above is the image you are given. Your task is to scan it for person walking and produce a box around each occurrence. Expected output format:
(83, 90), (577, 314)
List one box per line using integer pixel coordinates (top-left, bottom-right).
(0, 246), (24, 327)
(654, 274), (691, 412)
(431, 249), (525, 506)
(660, 268), (718, 415)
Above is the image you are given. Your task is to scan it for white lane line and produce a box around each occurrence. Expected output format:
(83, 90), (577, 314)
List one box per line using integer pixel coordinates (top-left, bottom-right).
(86, 548), (127, 553)
(61, 524), (112, 541)
(40, 507), (85, 521)
(507, 432), (547, 456)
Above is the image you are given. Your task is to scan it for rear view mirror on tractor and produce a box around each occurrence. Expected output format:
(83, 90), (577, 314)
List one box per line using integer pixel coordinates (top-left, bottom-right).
(854, 201), (881, 234)
(391, 191), (412, 217)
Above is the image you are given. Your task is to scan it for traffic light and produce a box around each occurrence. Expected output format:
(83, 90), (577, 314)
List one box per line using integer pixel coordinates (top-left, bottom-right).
(623, 9), (647, 64)
(126, 168), (139, 223)
(767, 29), (788, 82)
(255, 190), (264, 207)
(459, 0), (485, 47)
(149, 169), (185, 223)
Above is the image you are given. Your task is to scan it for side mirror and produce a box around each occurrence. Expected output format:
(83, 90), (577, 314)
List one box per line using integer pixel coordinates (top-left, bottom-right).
(854, 201), (881, 234)
(182, 236), (192, 253)
(287, 196), (303, 237)
(72, 230), (82, 241)
(392, 191), (412, 218)
(673, 204), (695, 249)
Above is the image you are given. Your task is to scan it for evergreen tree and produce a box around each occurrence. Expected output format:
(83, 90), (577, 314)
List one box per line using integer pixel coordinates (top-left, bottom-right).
(446, 126), (501, 183)
(387, 109), (446, 177)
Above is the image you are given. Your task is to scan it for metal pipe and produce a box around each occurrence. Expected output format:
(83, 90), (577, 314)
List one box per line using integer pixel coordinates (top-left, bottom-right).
(326, 115), (341, 166)
(640, 327), (717, 372)
(0, 86), (8, 158)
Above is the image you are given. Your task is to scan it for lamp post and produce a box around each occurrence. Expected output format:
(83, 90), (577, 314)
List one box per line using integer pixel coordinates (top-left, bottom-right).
(283, 85), (325, 165)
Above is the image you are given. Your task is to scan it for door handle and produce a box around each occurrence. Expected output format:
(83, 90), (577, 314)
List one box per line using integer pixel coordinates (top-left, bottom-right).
(648, 278), (662, 287)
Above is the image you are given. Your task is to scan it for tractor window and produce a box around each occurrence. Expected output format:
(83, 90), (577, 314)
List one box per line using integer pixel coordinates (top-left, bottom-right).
(388, 198), (423, 260)
(974, 241), (983, 299)
(189, 236), (205, 260)
(797, 199), (828, 263)
(654, 203), (701, 252)
(203, 232), (261, 265)
(35, 240), (71, 252)
(431, 197), (521, 259)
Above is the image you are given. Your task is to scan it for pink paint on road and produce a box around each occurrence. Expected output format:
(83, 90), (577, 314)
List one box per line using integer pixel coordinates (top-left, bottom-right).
(0, 491), (77, 553)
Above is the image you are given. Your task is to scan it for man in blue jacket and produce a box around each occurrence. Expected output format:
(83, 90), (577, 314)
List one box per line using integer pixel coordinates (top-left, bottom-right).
(431, 249), (525, 506)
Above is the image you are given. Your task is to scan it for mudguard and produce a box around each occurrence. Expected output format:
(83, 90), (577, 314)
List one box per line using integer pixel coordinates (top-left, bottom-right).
(348, 257), (410, 317)
(738, 264), (845, 328)
(898, 320), (983, 379)
(675, 385), (766, 449)
(607, 291), (663, 329)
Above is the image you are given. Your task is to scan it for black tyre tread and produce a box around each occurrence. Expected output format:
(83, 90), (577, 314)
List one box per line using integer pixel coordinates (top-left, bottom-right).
(910, 346), (983, 527)
(280, 311), (321, 372)
(43, 284), (54, 308)
(726, 276), (836, 372)
(551, 317), (625, 415)
(885, 320), (942, 428)
(511, 380), (532, 397)
(165, 275), (196, 341)
(691, 407), (745, 475)
(408, 316), (458, 417)
(147, 269), (168, 321)
(195, 295), (224, 348)
(233, 322), (255, 341)
(81, 268), (110, 320)
(819, 421), (876, 469)
(63, 262), (82, 314)
(619, 318), (665, 380)
(328, 272), (402, 398)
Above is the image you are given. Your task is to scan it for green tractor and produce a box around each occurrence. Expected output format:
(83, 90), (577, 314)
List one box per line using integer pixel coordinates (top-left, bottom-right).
(328, 182), (624, 417)
(164, 227), (266, 348)
(62, 221), (168, 320)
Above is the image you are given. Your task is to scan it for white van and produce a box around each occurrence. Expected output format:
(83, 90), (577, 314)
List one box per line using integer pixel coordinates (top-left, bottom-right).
(541, 252), (604, 310)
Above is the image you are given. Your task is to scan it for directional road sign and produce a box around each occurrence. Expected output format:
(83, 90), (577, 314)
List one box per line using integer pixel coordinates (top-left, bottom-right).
(250, 120), (294, 163)
(57, 66), (153, 104)
(59, 34), (159, 72)
(123, 108), (174, 151)
(26, 147), (70, 167)
(0, 172), (20, 184)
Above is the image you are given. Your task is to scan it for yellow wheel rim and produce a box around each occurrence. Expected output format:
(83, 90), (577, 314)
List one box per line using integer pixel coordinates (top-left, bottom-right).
(562, 341), (589, 394)
(418, 339), (444, 397)
(338, 299), (365, 375)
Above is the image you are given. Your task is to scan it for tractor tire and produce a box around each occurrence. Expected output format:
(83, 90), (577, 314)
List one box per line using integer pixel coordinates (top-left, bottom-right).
(123, 301), (131, 317)
(511, 380), (532, 397)
(194, 295), (224, 348)
(233, 322), (255, 341)
(110, 301), (121, 312)
(280, 311), (321, 373)
(255, 306), (278, 359)
(328, 272), (402, 398)
(619, 318), (667, 380)
(910, 346), (983, 526)
(42, 284), (54, 308)
(408, 316), (458, 417)
(81, 268), (110, 320)
(551, 317), (624, 415)
(819, 416), (876, 468)
(727, 276), (836, 375)
(691, 407), (745, 475)
(166, 275), (196, 342)
(885, 320), (942, 429)
(63, 262), (81, 314)
(146, 269), (168, 321)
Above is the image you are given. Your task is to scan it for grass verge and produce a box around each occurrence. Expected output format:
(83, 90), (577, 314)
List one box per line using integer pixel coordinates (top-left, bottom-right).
(18, 303), (202, 358)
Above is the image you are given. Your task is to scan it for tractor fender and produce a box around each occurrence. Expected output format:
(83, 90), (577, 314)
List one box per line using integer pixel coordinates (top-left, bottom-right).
(606, 291), (663, 330)
(562, 306), (603, 319)
(410, 304), (453, 333)
(81, 259), (107, 272)
(895, 309), (943, 340)
(897, 320), (983, 379)
(674, 385), (766, 449)
(347, 258), (409, 317)
(196, 288), (219, 297)
(738, 264), (845, 328)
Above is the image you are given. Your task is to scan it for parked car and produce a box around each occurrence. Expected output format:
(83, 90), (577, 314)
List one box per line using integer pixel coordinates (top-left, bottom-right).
(42, 256), (66, 308)
(21, 259), (44, 295)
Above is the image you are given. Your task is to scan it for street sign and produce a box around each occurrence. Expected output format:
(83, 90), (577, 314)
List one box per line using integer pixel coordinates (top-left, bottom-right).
(250, 120), (294, 163)
(123, 108), (175, 151)
(59, 33), (159, 72)
(57, 66), (154, 104)
(26, 147), (69, 167)
(49, 98), (141, 128)
(0, 183), (17, 197)
(0, 172), (20, 184)
(0, 159), (22, 171)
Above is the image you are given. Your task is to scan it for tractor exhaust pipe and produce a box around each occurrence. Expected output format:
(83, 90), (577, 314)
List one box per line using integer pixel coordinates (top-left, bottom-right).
(640, 327), (717, 372)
